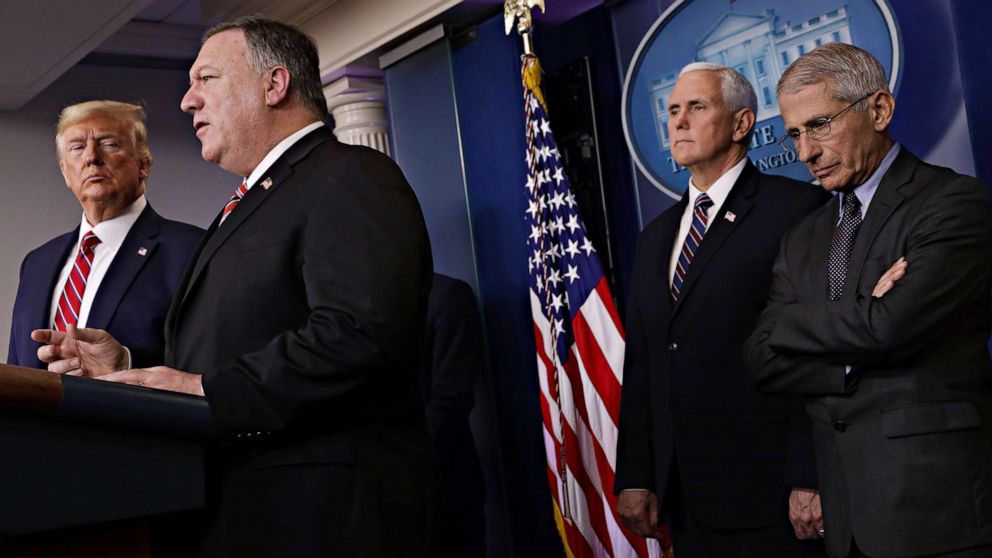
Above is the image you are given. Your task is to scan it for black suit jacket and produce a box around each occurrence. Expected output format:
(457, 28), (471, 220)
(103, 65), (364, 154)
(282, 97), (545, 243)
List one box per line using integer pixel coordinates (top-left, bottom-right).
(7, 204), (202, 368)
(158, 128), (434, 557)
(746, 149), (992, 557)
(419, 273), (485, 557)
(615, 161), (829, 530)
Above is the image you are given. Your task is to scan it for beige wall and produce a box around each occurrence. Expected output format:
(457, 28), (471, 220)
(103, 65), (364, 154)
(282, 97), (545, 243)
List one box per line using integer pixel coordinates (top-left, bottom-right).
(0, 62), (234, 362)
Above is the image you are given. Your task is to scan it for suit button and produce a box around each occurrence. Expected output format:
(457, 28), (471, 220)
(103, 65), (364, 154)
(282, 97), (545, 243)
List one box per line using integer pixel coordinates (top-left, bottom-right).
(834, 420), (847, 432)
(667, 342), (678, 351)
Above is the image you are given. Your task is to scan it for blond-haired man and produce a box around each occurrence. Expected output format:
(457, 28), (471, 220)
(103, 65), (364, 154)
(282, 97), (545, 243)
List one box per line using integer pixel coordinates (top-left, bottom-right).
(8, 100), (202, 368)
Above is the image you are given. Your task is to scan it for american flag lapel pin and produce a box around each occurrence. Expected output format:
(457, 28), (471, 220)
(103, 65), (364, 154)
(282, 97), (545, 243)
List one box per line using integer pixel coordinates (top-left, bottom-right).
(137, 247), (148, 256)
(724, 211), (737, 223)
(261, 177), (273, 190)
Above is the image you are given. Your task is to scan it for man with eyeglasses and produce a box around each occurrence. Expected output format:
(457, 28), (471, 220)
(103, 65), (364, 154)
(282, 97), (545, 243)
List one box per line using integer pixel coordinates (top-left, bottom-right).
(747, 42), (992, 558)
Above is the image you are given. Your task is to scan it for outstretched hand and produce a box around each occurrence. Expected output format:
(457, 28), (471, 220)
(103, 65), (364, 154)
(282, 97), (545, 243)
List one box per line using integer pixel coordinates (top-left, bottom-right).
(32, 325), (127, 377)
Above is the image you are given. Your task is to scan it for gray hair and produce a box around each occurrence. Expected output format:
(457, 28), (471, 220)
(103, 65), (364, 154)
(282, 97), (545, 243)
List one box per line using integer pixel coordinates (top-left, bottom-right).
(776, 42), (888, 112)
(679, 62), (758, 114)
(205, 16), (328, 120)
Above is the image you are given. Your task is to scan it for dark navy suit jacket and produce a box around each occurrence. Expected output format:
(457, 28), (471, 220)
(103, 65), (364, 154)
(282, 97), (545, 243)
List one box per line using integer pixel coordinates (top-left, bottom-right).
(615, 161), (829, 531)
(7, 204), (203, 368)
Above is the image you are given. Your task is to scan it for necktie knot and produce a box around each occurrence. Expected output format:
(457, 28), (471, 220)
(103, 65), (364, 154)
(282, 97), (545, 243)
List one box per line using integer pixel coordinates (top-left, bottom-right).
(80, 231), (102, 252)
(842, 192), (861, 219)
(695, 192), (714, 212)
(221, 180), (250, 223)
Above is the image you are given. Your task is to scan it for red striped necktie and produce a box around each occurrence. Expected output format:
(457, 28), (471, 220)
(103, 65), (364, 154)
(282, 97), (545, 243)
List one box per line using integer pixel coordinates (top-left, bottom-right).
(220, 180), (249, 224)
(53, 231), (102, 331)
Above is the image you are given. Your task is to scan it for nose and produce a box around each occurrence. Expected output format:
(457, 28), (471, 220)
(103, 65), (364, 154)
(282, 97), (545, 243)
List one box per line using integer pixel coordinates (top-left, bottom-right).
(671, 110), (688, 129)
(180, 87), (200, 114)
(795, 134), (820, 164)
(84, 140), (102, 165)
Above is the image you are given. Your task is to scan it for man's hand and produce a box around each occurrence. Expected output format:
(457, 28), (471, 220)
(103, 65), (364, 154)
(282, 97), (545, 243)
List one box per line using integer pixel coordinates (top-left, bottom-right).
(789, 487), (824, 539)
(32, 325), (126, 376)
(99, 366), (205, 396)
(617, 489), (660, 539)
(872, 257), (907, 298)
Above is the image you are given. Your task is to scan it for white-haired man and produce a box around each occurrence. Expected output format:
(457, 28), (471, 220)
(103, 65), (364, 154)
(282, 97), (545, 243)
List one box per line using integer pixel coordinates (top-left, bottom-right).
(748, 42), (992, 558)
(616, 62), (829, 556)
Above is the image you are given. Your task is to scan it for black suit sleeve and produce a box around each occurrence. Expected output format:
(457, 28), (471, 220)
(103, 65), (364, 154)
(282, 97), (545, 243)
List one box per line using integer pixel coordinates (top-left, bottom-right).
(749, 176), (991, 394)
(614, 238), (655, 494)
(424, 278), (482, 458)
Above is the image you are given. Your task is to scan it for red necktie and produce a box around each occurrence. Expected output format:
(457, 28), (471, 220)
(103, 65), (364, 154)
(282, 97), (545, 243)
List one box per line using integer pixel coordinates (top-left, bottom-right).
(53, 231), (102, 331)
(221, 180), (249, 224)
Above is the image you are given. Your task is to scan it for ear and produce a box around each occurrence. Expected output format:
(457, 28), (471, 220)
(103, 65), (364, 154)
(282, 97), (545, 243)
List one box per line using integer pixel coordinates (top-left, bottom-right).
(264, 66), (292, 107)
(732, 108), (756, 143)
(870, 90), (895, 132)
(137, 157), (150, 180)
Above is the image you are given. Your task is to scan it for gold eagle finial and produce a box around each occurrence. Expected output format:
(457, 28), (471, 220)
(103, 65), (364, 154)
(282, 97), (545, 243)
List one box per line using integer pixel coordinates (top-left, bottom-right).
(504, 0), (546, 36)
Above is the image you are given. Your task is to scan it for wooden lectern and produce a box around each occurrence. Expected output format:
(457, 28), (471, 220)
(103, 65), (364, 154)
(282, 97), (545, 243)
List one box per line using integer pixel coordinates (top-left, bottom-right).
(0, 364), (213, 557)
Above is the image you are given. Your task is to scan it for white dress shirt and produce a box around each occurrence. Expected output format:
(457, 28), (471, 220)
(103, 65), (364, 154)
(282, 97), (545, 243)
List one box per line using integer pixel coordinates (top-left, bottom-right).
(668, 157), (748, 286)
(49, 194), (147, 328)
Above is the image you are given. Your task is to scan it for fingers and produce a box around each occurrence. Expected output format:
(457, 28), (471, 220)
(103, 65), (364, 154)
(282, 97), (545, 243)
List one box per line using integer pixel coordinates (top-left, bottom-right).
(31, 328), (64, 345)
(100, 369), (146, 387)
(872, 257), (907, 298)
(617, 491), (658, 538)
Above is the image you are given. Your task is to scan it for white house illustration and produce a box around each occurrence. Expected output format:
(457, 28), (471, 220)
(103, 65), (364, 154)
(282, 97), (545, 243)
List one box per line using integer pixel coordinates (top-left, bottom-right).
(650, 6), (853, 150)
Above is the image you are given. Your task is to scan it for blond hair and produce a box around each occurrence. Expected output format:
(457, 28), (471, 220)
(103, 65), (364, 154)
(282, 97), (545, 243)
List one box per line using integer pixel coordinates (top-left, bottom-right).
(55, 101), (153, 174)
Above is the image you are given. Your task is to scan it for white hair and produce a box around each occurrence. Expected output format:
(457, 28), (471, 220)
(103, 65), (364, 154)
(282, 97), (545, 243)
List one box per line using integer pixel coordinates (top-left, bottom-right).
(679, 62), (758, 114)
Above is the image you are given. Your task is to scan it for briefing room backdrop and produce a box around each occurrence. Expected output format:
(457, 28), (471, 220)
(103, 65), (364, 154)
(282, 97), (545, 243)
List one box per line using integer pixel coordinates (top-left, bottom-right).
(0, 1), (989, 557)
(384, 1), (991, 556)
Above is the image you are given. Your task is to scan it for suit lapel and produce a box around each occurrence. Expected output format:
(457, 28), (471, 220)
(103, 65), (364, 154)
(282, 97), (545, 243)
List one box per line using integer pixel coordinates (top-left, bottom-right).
(25, 231), (77, 330)
(810, 198), (838, 300)
(177, 127), (333, 313)
(648, 198), (686, 325)
(843, 149), (913, 297)
(672, 161), (757, 315)
(86, 206), (160, 329)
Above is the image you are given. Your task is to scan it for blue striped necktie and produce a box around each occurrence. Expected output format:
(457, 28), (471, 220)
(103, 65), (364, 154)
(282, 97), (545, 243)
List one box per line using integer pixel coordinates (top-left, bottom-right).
(671, 193), (713, 301)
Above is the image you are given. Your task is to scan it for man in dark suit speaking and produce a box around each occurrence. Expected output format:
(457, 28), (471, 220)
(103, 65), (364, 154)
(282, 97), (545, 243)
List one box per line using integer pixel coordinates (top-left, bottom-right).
(8, 100), (202, 368)
(614, 62), (829, 556)
(747, 43), (992, 558)
(34, 17), (433, 557)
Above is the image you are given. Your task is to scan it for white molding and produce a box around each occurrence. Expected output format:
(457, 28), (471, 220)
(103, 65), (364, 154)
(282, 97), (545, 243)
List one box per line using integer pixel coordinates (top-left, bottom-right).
(298, 0), (462, 77)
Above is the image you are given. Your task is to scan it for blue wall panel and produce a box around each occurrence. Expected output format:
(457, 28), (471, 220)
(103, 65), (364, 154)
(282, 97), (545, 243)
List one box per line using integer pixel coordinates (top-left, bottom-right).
(450, 16), (568, 558)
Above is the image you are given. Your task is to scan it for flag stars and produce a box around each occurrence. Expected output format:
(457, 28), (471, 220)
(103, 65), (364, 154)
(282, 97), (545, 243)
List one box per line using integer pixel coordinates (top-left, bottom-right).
(565, 215), (580, 234)
(565, 264), (580, 284)
(550, 293), (564, 313)
(526, 200), (539, 219)
(550, 192), (565, 210)
(581, 237), (596, 255)
(541, 119), (552, 136)
(530, 225), (542, 243)
(553, 167), (565, 185)
(565, 239), (581, 258)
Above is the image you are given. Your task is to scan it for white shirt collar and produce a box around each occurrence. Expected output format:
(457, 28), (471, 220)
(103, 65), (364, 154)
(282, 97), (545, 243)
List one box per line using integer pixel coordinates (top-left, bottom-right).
(244, 121), (325, 189)
(686, 156), (747, 213)
(79, 194), (146, 252)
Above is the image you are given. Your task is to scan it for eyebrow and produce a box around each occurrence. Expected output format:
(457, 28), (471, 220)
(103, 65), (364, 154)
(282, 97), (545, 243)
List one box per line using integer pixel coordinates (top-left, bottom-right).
(668, 98), (706, 110)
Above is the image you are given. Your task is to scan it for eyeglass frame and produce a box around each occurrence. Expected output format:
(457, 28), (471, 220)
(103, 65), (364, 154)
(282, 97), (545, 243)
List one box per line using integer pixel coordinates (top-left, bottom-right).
(777, 91), (876, 152)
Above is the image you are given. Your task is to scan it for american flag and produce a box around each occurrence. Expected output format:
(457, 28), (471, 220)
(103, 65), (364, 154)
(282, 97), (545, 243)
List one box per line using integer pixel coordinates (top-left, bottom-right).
(521, 54), (671, 558)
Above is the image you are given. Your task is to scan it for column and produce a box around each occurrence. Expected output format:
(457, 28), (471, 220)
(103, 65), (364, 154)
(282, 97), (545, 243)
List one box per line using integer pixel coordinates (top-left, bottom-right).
(324, 76), (391, 156)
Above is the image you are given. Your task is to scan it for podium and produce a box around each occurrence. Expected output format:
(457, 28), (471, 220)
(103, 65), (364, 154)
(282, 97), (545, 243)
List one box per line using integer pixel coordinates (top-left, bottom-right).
(0, 364), (213, 555)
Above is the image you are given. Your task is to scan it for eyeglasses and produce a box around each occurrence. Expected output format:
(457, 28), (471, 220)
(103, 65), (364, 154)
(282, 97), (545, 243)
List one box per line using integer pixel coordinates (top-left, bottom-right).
(778, 91), (875, 151)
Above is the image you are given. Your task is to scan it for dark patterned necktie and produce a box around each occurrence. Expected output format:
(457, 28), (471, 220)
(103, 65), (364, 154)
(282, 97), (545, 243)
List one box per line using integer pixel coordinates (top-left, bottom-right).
(671, 193), (713, 301)
(828, 192), (863, 300)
